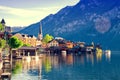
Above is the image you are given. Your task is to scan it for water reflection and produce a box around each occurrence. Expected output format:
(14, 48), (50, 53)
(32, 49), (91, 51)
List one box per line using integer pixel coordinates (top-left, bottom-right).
(86, 53), (94, 65)
(12, 60), (22, 75)
(66, 54), (73, 65)
(12, 52), (113, 80)
(96, 52), (102, 62)
(43, 55), (52, 73)
(79, 54), (85, 65)
(105, 50), (111, 61)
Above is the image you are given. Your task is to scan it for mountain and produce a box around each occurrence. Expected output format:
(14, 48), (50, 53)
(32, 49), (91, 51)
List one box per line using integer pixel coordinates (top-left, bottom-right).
(12, 27), (26, 32)
(19, 0), (120, 50)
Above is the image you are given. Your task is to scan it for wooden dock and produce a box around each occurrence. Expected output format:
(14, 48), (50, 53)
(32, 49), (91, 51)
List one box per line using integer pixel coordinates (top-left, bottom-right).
(1, 72), (11, 80)
(0, 55), (11, 80)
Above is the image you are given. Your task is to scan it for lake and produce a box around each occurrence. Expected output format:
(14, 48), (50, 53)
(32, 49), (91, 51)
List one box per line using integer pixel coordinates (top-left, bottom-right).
(11, 51), (120, 80)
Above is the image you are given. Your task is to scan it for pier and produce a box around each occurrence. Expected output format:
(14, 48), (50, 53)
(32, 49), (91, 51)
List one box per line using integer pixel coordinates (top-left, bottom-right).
(0, 55), (11, 80)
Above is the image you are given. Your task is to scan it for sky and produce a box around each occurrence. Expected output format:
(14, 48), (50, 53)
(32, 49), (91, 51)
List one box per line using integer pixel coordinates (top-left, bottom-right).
(0, 0), (79, 27)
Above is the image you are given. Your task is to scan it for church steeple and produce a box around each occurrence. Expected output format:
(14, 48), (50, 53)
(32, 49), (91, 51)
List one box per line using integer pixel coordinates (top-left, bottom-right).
(38, 21), (43, 40)
(1, 18), (5, 25)
(1, 18), (6, 27)
(39, 22), (42, 35)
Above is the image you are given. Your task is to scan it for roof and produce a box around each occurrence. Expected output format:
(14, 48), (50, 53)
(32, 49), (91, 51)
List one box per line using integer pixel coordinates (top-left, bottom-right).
(19, 46), (37, 50)
(48, 39), (58, 43)
(21, 34), (36, 38)
(56, 39), (66, 44)
(1, 19), (5, 24)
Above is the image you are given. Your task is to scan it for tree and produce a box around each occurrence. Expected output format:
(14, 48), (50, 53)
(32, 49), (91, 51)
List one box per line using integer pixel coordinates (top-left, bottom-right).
(8, 36), (23, 49)
(8, 36), (23, 69)
(0, 39), (6, 58)
(0, 23), (4, 32)
(0, 39), (6, 49)
(42, 34), (54, 44)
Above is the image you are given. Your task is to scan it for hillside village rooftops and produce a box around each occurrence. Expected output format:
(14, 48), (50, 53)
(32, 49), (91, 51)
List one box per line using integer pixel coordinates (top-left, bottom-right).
(21, 34), (36, 38)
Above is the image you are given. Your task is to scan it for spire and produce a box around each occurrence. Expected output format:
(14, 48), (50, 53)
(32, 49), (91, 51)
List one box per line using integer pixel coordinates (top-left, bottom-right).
(39, 22), (42, 35)
(1, 18), (5, 25)
(38, 21), (43, 40)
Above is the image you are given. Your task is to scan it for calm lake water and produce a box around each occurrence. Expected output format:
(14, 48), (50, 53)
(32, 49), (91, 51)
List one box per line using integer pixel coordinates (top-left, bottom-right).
(11, 51), (120, 80)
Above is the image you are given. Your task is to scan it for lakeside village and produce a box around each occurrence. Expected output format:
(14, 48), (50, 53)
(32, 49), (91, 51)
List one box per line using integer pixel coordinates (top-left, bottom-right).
(0, 19), (103, 57)
(0, 19), (110, 79)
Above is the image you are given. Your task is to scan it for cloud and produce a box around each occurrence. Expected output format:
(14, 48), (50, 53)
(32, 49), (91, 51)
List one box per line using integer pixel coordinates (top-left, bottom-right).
(0, 0), (79, 26)
(0, 0), (79, 8)
(1, 6), (62, 17)
(0, 6), (62, 26)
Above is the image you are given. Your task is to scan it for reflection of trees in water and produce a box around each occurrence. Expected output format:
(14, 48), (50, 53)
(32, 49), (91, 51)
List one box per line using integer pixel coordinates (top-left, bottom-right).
(96, 52), (102, 62)
(22, 56), (42, 71)
(12, 52), (111, 79)
(12, 60), (22, 75)
(43, 55), (52, 73)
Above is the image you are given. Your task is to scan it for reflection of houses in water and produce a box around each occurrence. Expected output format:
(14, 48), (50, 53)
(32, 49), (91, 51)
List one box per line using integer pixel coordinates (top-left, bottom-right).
(51, 55), (59, 68)
(105, 50), (111, 61)
(86, 53), (94, 65)
(66, 54), (73, 65)
(79, 54), (85, 65)
(96, 52), (102, 62)
(22, 56), (42, 79)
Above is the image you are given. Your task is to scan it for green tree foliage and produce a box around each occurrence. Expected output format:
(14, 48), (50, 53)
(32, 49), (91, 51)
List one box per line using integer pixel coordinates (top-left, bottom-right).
(8, 37), (23, 69)
(0, 39), (6, 48)
(8, 37), (23, 49)
(0, 23), (4, 32)
(23, 44), (31, 47)
(42, 34), (54, 44)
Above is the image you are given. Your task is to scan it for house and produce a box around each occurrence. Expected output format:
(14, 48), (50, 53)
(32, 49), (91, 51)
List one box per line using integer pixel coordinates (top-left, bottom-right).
(13, 33), (42, 47)
(13, 33), (40, 47)
(66, 41), (74, 49)
(12, 46), (38, 57)
(5, 26), (12, 33)
(13, 21), (43, 47)
(47, 39), (59, 47)
(18, 46), (38, 56)
(0, 19), (12, 39)
(86, 45), (94, 53)
(77, 42), (85, 47)
(56, 39), (66, 48)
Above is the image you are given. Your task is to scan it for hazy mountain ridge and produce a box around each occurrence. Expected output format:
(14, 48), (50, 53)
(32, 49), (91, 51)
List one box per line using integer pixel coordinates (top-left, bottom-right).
(12, 27), (26, 32)
(19, 0), (120, 50)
